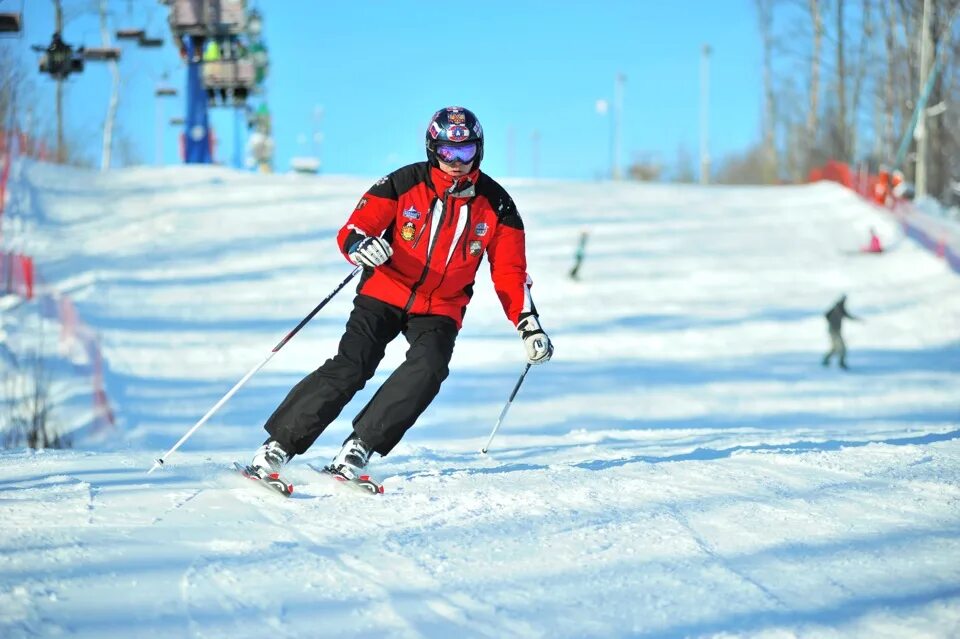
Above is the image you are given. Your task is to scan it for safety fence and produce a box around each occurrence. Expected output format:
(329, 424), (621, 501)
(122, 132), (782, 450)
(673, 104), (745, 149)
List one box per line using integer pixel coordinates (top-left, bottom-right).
(809, 160), (960, 275)
(0, 128), (115, 439)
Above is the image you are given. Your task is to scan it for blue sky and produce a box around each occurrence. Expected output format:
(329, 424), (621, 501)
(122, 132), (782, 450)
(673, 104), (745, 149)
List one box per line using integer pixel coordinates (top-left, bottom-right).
(11, 0), (763, 180)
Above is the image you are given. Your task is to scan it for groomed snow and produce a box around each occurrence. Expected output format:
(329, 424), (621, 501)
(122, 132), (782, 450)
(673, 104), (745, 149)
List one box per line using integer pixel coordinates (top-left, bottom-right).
(1, 162), (959, 638)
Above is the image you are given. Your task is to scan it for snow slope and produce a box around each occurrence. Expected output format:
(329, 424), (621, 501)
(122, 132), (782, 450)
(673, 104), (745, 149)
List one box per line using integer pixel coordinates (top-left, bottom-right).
(1, 161), (959, 638)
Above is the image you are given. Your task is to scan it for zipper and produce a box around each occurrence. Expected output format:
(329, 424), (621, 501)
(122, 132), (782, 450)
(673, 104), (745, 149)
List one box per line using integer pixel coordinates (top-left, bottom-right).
(404, 178), (468, 313)
(404, 196), (447, 312)
(412, 197), (437, 249)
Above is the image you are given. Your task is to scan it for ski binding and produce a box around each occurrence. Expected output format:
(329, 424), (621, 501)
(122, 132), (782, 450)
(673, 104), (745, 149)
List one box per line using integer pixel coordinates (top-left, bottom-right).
(233, 461), (294, 498)
(312, 463), (384, 495)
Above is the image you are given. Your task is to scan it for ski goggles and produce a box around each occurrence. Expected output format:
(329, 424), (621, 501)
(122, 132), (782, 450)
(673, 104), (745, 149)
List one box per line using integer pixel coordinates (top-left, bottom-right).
(435, 143), (478, 164)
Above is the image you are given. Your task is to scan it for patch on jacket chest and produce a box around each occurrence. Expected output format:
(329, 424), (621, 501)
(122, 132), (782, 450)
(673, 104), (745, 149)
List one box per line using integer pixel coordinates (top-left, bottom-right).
(400, 221), (417, 242)
(474, 222), (489, 237)
(469, 240), (482, 256)
(402, 206), (421, 220)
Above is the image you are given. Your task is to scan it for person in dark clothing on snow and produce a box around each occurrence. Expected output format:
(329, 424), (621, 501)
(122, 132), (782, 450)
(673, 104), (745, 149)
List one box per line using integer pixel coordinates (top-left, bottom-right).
(248, 106), (554, 482)
(822, 295), (860, 370)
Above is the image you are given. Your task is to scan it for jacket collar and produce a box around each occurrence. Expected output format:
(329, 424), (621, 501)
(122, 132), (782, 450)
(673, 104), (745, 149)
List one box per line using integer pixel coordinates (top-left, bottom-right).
(429, 165), (479, 198)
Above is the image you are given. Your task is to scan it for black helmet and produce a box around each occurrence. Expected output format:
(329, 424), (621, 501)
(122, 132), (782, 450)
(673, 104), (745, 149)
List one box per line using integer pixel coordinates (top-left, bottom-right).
(425, 106), (484, 169)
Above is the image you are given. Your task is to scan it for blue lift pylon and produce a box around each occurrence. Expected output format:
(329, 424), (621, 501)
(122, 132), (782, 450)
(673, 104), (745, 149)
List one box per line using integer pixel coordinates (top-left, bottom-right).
(184, 36), (212, 164)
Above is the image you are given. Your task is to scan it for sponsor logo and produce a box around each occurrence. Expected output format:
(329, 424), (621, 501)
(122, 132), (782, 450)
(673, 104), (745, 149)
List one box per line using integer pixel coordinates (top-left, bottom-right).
(447, 125), (470, 142)
(429, 122), (443, 139)
(400, 221), (416, 241)
(474, 222), (488, 237)
(355, 198), (368, 210)
(469, 240), (482, 256)
(448, 111), (466, 125)
(402, 207), (421, 220)
(374, 175), (389, 186)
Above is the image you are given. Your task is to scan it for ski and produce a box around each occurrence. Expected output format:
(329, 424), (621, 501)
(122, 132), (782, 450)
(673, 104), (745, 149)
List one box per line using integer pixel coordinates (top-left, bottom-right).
(309, 463), (384, 495)
(233, 461), (294, 498)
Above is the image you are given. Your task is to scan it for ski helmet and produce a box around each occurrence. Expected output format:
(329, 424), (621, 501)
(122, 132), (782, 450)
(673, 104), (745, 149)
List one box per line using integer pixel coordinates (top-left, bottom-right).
(425, 106), (484, 169)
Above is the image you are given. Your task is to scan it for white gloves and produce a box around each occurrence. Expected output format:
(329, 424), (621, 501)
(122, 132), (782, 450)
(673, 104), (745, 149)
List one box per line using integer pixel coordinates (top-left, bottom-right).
(349, 236), (393, 268)
(517, 312), (553, 365)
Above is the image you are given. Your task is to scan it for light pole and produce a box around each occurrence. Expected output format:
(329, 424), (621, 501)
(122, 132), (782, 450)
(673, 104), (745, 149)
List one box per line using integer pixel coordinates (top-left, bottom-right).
(700, 44), (712, 185)
(53, 0), (64, 164)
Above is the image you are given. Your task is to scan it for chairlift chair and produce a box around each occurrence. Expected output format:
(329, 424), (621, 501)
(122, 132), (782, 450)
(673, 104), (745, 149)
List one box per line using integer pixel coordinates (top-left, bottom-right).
(170, 116), (185, 126)
(38, 54), (84, 78)
(202, 58), (255, 104)
(33, 39), (83, 78)
(82, 47), (121, 62)
(169, 0), (247, 37)
(0, 12), (22, 34)
(138, 34), (164, 48)
(156, 86), (177, 97)
(116, 27), (144, 40)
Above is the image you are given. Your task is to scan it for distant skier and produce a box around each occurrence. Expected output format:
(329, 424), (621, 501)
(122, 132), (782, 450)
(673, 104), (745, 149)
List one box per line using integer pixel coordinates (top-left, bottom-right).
(246, 106), (554, 484)
(569, 230), (589, 280)
(822, 295), (861, 370)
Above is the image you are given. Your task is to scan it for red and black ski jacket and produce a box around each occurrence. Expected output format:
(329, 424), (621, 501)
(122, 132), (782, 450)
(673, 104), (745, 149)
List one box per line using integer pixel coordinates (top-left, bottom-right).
(337, 162), (532, 329)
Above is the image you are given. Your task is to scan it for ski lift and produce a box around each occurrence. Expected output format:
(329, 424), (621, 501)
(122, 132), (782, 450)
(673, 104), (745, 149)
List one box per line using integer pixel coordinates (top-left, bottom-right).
(138, 34), (164, 48)
(169, 0), (247, 37)
(156, 85), (177, 97)
(116, 27), (144, 40)
(0, 12), (22, 35)
(32, 34), (83, 78)
(0, 0), (23, 35)
(82, 46), (121, 62)
(170, 116), (185, 126)
(203, 58), (256, 104)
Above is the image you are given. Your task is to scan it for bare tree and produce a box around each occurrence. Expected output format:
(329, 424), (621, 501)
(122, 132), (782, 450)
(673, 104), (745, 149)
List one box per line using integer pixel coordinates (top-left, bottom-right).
(757, 0), (779, 181)
(806, 0), (824, 172)
(834, 0), (851, 161)
(848, 0), (875, 160)
(98, 0), (120, 171)
(880, 0), (897, 161)
(1, 315), (70, 450)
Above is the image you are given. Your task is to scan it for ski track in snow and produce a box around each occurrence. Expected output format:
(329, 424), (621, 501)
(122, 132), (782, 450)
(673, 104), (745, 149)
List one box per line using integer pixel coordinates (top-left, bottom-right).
(0, 162), (959, 637)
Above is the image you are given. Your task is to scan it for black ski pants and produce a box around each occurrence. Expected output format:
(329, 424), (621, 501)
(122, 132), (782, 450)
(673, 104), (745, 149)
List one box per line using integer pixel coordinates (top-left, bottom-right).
(264, 294), (459, 458)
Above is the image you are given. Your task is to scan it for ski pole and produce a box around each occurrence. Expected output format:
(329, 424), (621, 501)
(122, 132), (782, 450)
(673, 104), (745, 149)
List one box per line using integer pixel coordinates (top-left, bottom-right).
(480, 363), (532, 454)
(148, 266), (362, 474)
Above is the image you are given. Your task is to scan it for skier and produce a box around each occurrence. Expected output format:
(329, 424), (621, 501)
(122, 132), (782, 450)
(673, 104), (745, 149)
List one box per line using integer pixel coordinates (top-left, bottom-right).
(821, 295), (860, 370)
(247, 106), (554, 483)
(568, 230), (589, 280)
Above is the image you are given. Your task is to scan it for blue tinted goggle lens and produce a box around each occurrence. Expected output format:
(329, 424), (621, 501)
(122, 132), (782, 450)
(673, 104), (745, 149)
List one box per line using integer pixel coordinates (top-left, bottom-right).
(436, 143), (478, 164)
